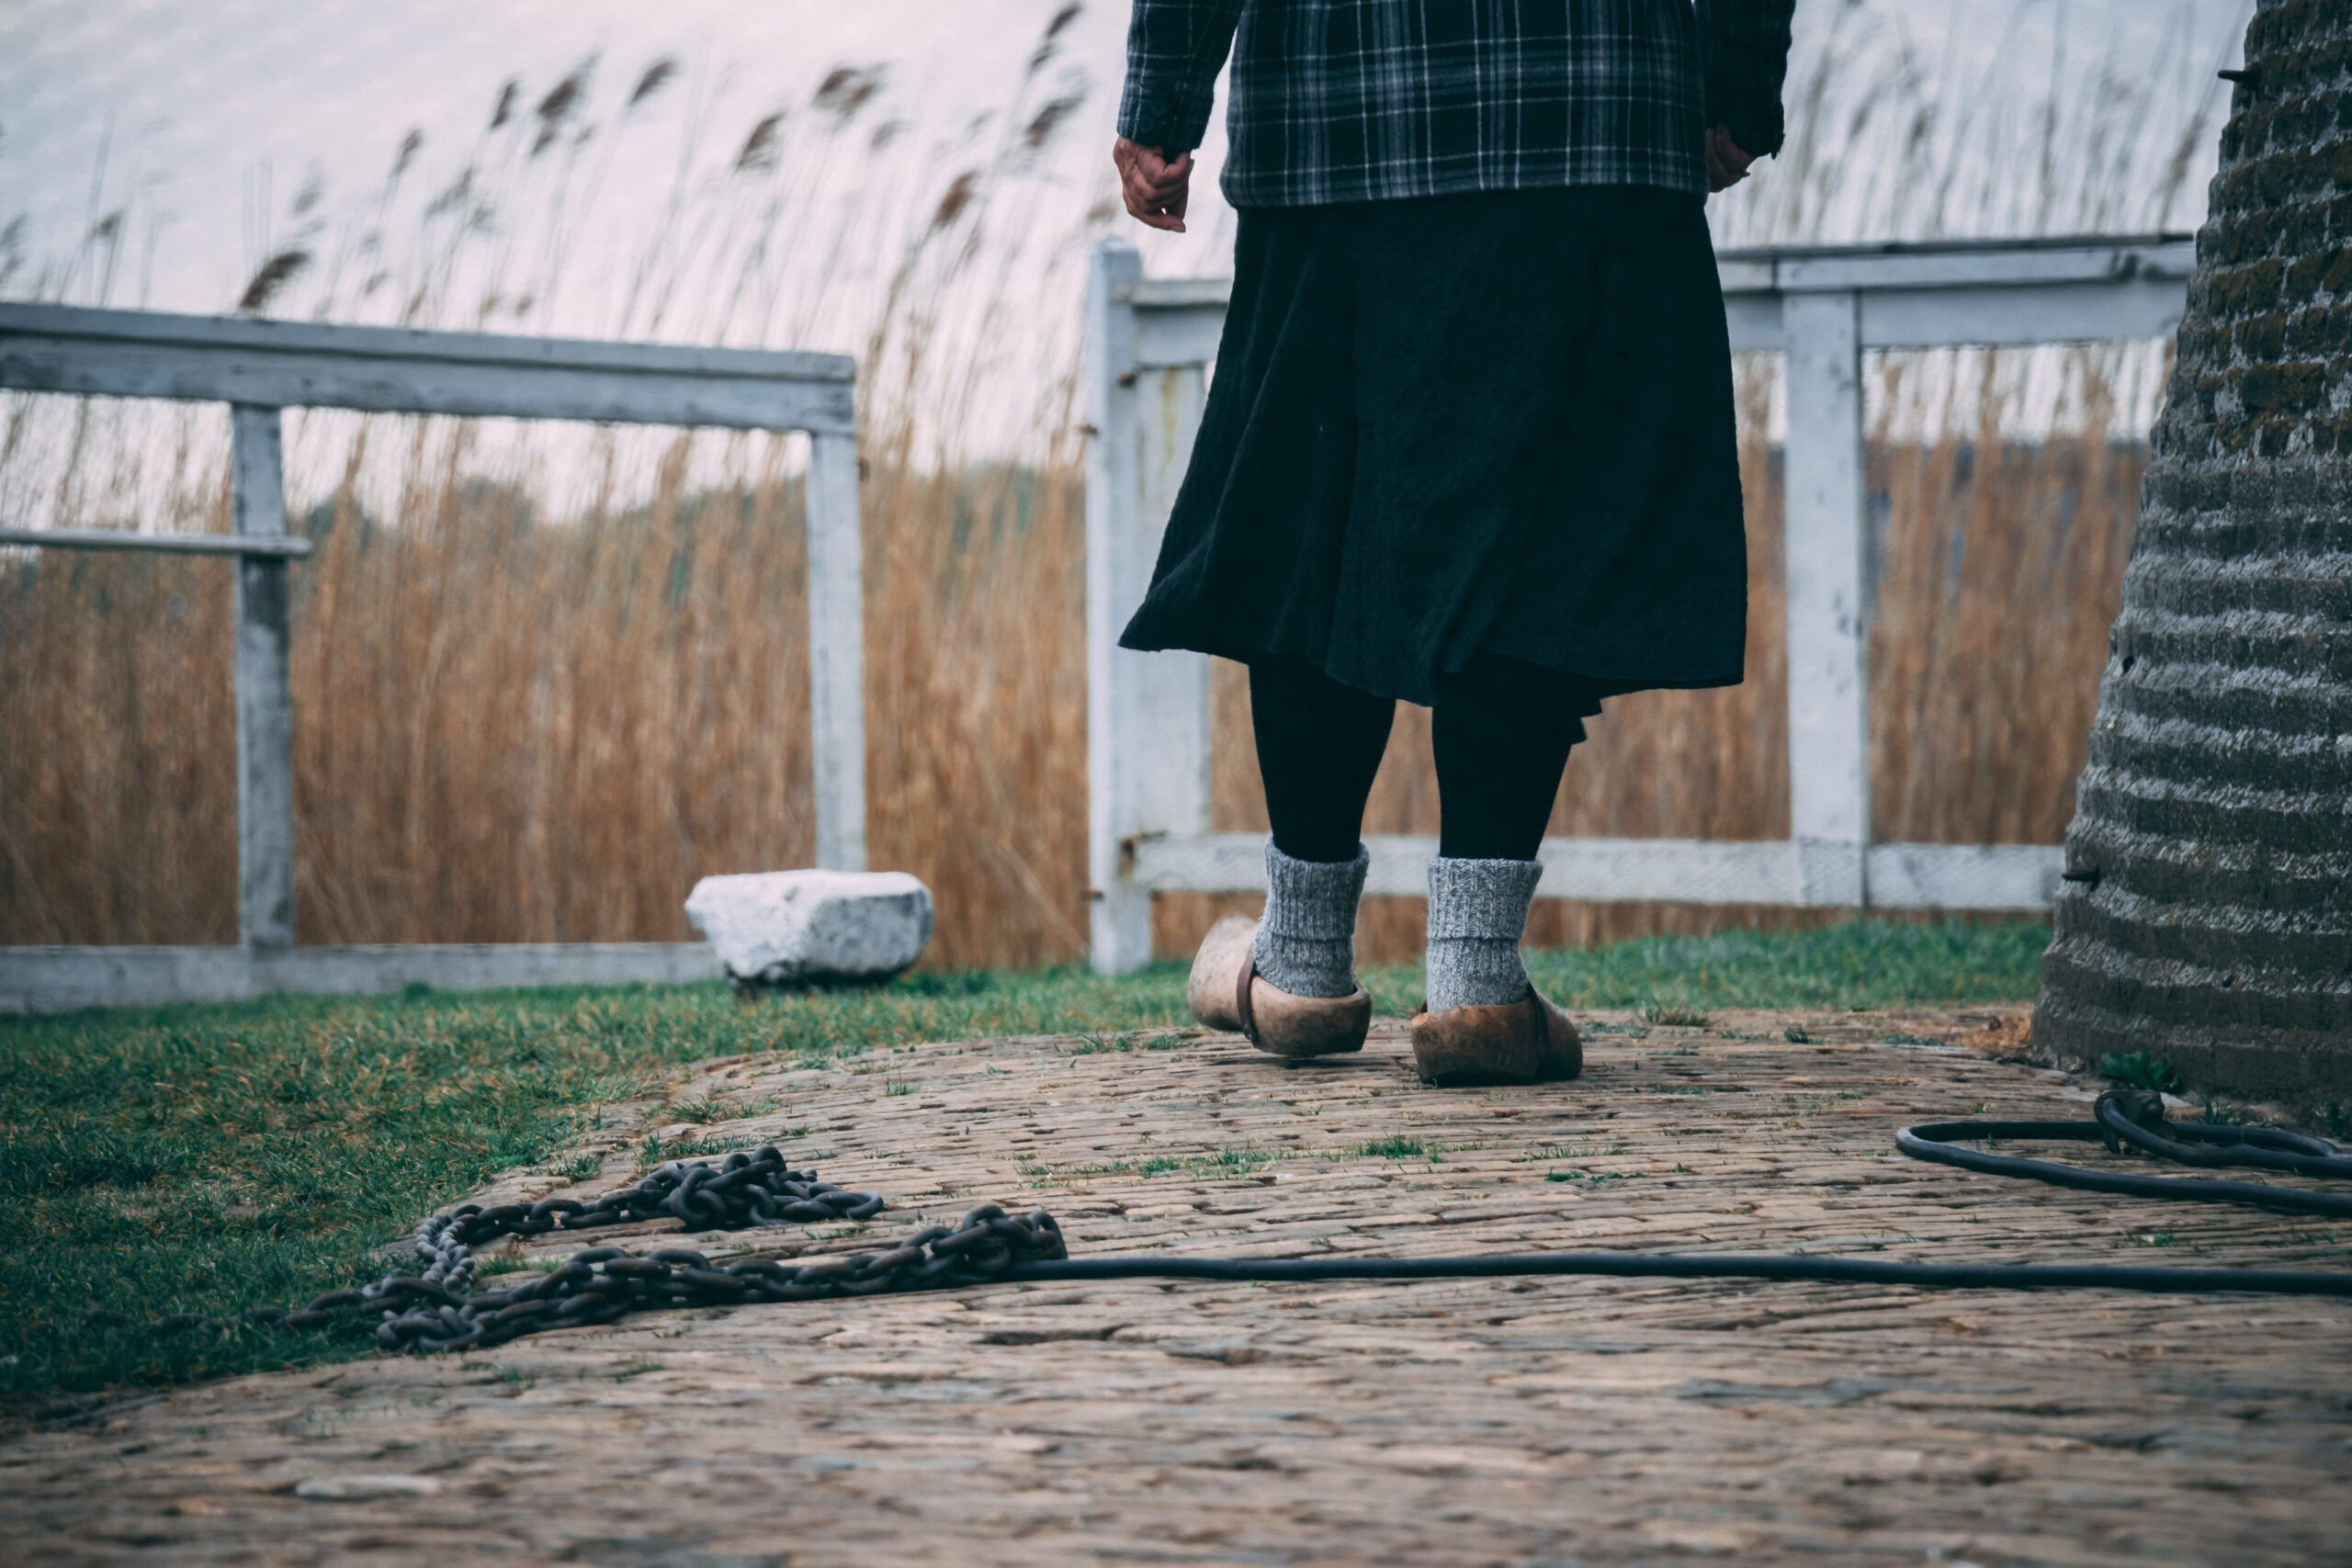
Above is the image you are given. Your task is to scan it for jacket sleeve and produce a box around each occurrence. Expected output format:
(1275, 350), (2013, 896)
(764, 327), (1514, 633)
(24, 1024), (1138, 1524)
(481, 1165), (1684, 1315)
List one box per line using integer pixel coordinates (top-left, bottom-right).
(1698, 0), (1798, 157)
(1116, 0), (1248, 155)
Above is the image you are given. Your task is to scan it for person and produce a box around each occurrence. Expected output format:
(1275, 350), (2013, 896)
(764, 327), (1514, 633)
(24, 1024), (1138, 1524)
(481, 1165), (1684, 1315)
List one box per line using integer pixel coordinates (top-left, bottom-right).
(1114, 0), (1797, 1086)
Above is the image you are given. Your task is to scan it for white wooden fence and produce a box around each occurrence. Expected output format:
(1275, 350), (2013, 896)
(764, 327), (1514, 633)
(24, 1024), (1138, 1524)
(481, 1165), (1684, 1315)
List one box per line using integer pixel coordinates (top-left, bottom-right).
(0, 303), (865, 1012)
(1084, 233), (2196, 974)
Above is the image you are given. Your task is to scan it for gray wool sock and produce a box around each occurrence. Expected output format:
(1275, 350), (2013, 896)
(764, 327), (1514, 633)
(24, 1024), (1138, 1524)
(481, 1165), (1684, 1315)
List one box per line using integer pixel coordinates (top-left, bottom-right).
(1425, 856), (1544, 1011)
(1250, 840), (1370, 998)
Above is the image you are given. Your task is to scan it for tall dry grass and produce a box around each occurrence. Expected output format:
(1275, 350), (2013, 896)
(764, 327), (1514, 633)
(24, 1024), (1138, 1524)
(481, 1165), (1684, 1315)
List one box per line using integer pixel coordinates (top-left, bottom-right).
(0, 6), (2233, 967)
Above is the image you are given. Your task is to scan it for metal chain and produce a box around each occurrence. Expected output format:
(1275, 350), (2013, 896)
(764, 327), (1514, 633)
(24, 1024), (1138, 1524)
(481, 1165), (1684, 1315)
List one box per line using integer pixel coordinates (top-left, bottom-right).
(130, 1092), (2352, 1351)
(145, 1146), (1065, 1354)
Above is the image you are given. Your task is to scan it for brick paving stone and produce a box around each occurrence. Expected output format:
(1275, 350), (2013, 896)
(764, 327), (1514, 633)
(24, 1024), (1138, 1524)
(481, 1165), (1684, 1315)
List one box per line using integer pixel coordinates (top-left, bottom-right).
(4, 1006), (2349, 1564)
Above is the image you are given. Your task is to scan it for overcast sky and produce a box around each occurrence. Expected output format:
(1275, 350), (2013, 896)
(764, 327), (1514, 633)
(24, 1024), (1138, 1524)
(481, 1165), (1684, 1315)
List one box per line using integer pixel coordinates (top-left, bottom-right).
(0, 0), (2255, 498)
(3, 1), (2250, 311)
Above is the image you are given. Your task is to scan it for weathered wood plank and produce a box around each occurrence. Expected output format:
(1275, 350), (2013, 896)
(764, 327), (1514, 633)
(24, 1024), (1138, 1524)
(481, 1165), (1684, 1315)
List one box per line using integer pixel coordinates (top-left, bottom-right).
(0, 525), (312, 558)
(0, 943), (723, 1013)
(1115, 276), (1239, 310)
(1086, 243), (1155, 975)
(1723, 291), (1784, 354)
(230, 405), (297, 952)
(1762, 235), (2196, 292)
(1131, 832), (2061, 910)
(1860, 276), (2188, 347)
(1133, 360), (1213, 842)
(1107, 235), (2196, 359)
(1866, 841), (2065, 908)
(1780, 291), (1872, 907)
(805, 429), (868, 872)
(1139, 833), (1805, 903)
(0, 302), (856, 378)
(1089, 247), (1217, 975)
(0, 302), (856, 432)
(1130, 303), (1227, 370)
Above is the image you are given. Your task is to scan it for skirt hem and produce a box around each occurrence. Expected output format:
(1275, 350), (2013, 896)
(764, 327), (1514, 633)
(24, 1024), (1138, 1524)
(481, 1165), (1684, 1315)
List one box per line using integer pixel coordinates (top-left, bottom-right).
(1115, 623), (1743, 709)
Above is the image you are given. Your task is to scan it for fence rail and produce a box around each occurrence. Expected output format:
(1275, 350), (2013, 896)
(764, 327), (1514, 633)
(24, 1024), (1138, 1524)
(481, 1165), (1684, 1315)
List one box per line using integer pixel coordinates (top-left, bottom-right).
(0, 303), (864, 1013)
(0, 525), (313, 557)
(1083, 232), (2196, 974)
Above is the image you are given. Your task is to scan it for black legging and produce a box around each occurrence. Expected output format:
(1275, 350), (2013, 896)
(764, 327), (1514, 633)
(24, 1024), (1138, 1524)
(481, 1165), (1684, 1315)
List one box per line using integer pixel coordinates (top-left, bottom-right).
(1248, 654), (1600, 863)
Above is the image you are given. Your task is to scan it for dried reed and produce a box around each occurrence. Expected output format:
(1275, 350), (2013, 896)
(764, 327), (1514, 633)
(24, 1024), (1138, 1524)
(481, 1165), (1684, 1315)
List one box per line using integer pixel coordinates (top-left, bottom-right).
(0, 6), (2235, 966)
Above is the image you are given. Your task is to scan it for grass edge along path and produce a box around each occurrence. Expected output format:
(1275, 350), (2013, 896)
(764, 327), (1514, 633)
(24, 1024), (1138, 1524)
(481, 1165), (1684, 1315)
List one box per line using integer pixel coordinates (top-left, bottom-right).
(0, 918), (2049, 1405)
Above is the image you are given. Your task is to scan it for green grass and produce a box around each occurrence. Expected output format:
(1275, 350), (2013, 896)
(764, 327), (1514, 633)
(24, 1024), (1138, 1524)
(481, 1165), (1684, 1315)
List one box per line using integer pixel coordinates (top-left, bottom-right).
(1347, 1136), (1429, 1160)
(1506, 919), (2051, 1021)
(1068, 1146), (1277, 1180)
(0, 918), (2044, 1404)
(2099, 1051), (2186, 1095)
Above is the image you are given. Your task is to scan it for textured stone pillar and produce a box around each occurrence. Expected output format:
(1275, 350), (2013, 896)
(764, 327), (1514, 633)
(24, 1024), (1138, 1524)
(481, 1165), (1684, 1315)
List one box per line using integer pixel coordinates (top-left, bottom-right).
(2033, 0), (2352, 1108)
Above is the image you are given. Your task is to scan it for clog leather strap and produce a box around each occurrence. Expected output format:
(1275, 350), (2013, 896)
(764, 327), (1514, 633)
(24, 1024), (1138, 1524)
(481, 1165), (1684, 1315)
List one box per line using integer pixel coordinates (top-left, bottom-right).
(1236, 946), (1260, 1044)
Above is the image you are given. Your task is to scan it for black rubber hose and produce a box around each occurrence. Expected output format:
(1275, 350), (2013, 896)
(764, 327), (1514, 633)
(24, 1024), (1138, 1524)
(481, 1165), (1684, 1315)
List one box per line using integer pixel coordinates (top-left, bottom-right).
(992, 1092), (2352, 1299)
(2095, 1095), (2352, 1179)
(999, 1251), (2352, 1297)
(1897, 1113), (2352, 1218)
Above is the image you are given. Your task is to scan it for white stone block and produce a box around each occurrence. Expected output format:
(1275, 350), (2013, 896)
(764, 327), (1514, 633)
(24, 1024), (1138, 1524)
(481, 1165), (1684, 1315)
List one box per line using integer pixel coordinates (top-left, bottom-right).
(684, 870), (933, 987)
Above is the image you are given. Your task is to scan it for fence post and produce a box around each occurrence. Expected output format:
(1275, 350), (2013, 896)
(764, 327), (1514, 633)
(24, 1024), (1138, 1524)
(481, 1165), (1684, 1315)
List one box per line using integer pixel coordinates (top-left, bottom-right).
(805, 427), (867, 872)
(1085, 241), (1214, 974)
(230, 403), (297, 950)
(1780, 289), (1871, 908)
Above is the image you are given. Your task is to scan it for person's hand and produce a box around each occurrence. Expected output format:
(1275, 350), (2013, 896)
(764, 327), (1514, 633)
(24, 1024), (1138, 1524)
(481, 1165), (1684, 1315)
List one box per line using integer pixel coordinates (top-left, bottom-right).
(1705, 127), (1756, 193)
(1114, 137), (1194, 232)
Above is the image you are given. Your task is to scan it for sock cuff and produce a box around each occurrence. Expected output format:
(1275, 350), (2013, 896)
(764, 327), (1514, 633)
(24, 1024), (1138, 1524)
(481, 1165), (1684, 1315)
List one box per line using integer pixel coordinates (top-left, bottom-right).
(1426, 856), (1544, 942)
(1261, 840), (1370, 941)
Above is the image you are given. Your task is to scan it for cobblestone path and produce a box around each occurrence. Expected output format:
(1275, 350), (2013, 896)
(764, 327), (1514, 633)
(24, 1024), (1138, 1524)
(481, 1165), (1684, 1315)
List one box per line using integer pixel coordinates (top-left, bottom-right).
(7, 1007), (2349, 1564)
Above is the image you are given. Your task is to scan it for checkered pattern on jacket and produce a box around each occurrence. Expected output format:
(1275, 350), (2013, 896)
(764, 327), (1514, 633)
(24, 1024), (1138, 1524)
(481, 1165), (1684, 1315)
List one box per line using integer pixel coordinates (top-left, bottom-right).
(1116, 0), (1797, 206)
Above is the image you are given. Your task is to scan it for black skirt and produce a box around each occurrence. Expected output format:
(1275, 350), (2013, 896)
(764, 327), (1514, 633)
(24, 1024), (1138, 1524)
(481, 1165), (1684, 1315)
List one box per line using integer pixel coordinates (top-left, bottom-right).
(1117, 186), (1747, 707)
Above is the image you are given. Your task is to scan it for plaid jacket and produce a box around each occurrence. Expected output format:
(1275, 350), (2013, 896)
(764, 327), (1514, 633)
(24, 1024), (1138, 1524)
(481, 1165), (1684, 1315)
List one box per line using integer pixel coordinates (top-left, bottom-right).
(1118, 0), (1797, 207)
